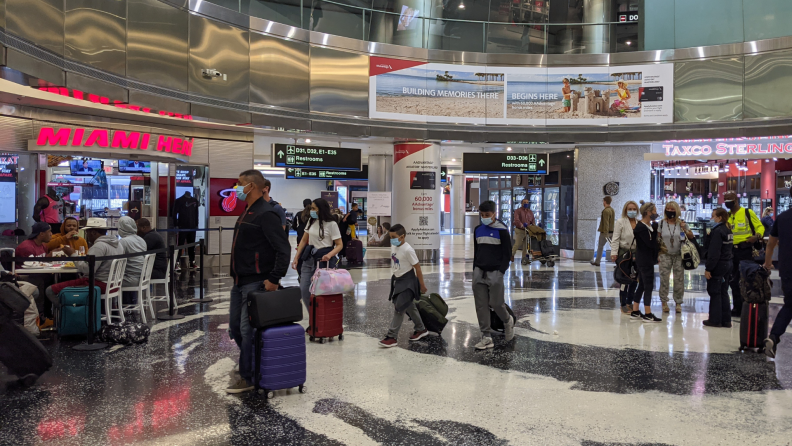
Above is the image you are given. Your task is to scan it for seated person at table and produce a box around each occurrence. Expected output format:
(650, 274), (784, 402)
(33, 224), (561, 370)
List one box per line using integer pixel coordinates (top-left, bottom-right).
(15, 222), (52, 268)
(136, 218), (167, 280)
(46, 217), (88, 255)
(45, 218), (124, 306)
(368, 225), (389, 247)
(117, 216), (147, 287)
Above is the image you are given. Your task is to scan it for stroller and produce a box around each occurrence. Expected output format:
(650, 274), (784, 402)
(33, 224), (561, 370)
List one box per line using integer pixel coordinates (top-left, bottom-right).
(522, 225), (558, 267)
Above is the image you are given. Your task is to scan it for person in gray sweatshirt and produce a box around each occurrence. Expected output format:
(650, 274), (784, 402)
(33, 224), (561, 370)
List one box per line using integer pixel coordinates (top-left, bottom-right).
(117, 216), (147, 287)
(46, 218), (125, 305)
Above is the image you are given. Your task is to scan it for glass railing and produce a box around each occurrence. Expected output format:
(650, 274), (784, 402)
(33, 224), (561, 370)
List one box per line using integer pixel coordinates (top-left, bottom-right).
(202, 0), (792, 54)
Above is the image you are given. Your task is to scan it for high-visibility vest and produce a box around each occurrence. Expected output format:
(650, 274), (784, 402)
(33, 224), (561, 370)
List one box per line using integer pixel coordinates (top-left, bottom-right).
(728, 208), (763, 244)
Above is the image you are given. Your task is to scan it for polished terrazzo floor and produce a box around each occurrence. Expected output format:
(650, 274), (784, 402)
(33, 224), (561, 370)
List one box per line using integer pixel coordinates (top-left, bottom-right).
(1, 235), (791, 445)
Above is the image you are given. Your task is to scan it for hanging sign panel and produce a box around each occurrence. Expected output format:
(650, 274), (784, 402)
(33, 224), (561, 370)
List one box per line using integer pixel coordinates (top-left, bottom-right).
(367, 191), (392, 216)
(272, 144), (361, 170)
(285, 165), (368, 180)
(462, 153), (549, 175)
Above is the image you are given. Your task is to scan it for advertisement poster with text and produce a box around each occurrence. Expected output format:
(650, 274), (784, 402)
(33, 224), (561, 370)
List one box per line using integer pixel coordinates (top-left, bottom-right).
(370, 57), (673, 126)
(392, 143), (440, 250)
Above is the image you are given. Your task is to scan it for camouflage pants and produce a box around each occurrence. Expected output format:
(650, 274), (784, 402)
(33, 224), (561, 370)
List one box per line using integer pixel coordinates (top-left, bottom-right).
(658, 253), (685, 304)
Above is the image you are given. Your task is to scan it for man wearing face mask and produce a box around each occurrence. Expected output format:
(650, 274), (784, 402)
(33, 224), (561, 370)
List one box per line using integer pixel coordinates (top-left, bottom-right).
(723, 192), (764, 316)
(226, 169), (291, 394)
(512, 197), (536, 261)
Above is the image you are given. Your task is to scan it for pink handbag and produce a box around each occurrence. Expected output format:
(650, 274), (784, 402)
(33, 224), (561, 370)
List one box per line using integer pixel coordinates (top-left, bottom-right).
(309, 265), (355, 296)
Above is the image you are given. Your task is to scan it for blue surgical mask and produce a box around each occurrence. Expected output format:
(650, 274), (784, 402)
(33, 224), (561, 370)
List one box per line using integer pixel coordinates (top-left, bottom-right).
(309, 210), (318, 219)
(481, 217), (493, 225)
(390, 238), (401, 247)
(523, 204), (530, 209)
(710, 218), (719, 226)
(627, 211), (638, 219)
(235, 184), (248, 201)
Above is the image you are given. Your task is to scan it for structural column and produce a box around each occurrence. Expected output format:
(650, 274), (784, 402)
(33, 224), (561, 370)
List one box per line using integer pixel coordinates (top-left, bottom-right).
(449, 174), (466, 233)
(368, 154), (394, 226)
(582, 0), (612, 54)
(392, 142), (441, 262)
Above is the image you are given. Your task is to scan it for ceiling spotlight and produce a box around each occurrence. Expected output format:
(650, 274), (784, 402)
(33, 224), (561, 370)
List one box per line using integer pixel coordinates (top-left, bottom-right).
(458, 3), (465, 8)
(626, 41), (632, 46)
(452, 158), (456, 161)
(773, 157), (778, 161)
(305, 138), (311, 143)
(506, 147), (512, 151)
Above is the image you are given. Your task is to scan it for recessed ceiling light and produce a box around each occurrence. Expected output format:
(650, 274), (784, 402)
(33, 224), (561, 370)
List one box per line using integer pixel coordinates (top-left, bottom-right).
(506, 147), (512, 151)
(452, 158), (456, 161)
(305, 138), (311, 143)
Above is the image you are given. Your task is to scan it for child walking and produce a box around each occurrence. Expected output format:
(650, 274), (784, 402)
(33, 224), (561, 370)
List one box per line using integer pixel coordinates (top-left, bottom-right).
(379, 224), (429, 348)
(472, 201), (515, 350)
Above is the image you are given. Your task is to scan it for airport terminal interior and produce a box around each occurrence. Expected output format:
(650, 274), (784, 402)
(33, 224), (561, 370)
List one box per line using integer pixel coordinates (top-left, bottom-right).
(1, 0), (792, 444)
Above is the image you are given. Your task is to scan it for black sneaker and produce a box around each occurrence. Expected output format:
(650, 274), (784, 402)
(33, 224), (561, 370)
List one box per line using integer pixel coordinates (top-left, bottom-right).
(765, 336), (779, 359)
(641, 313), (662, 323)
(630, 311), (642, 320)
(702, 319), (721, 328)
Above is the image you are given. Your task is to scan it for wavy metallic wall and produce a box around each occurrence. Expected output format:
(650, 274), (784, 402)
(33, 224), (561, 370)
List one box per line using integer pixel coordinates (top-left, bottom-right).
(3, 0), (792, 143)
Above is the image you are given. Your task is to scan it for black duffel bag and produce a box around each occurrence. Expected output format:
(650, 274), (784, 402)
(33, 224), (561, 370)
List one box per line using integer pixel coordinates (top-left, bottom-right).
(613, 241), (638, 285)
(247, 287), (303, 329)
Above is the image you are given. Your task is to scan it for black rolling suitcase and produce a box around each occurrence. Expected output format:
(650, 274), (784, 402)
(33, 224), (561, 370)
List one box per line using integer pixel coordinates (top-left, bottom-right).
(740, 302), (768, 352)
(247, 287), (303, 329)
(345, 239), (364, 265)
(0, 322), (52, 386)
(490, 304), (517, 333)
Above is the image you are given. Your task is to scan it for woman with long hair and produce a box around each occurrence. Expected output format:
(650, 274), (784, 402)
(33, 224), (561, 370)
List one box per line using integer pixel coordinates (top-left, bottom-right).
(761, 206), (775, 235)
(632, 202), (662, 322)
(611, 201), (640, 314)
(369, 225), (388, 247)
(292, 198), (344, 309)
(657, 200), (695, 314)
(703, 208), (734, 327)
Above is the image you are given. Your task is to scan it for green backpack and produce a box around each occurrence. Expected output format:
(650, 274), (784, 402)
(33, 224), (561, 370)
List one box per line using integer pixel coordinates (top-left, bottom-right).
(416, 293), (449, 334)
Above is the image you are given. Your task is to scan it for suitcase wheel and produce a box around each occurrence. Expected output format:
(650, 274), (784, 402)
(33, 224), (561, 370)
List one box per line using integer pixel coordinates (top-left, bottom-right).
(547, 260), (555, 267)
(19, 374), (38, 388)
(320, 337), (328, 344)
(521, 258), (529, 265)
(339, 334), (344, 341)
(540, 260), (547, 265)
(309, 336), (315, 342)
(299, 385), (307, 394)
(266, 391), (275, 399)
(739, 345), (746, 351)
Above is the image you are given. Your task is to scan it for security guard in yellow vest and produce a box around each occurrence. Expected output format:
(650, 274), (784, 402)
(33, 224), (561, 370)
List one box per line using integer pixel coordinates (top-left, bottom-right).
(724, 191), (764, 316)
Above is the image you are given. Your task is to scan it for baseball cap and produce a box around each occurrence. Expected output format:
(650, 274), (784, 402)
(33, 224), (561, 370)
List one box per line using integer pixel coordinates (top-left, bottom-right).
(28, 222), (51, 240)
(84, 218), (108, 229)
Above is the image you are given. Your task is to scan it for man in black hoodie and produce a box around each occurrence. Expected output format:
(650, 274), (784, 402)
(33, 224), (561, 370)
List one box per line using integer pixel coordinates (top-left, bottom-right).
(227, 169), (291, 394)
(472, 200), (515, 350)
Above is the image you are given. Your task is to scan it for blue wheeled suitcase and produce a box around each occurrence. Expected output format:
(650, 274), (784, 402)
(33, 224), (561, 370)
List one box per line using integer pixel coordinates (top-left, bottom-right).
(57, 286), (102, 337)
(253, 323), (307, 399)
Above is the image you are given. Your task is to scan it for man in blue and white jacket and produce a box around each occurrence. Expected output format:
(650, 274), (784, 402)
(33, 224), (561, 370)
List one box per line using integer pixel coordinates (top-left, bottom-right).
(472, 200), (515, 350)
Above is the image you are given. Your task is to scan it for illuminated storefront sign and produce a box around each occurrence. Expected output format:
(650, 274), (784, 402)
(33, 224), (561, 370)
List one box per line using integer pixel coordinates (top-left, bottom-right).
(31, 127), (193, 157)
(648, 136), (792, 160)
(36, 86), (192, 120)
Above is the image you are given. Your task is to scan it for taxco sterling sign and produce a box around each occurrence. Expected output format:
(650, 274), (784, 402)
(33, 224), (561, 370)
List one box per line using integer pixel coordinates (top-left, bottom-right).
(647, 136), (792, 161)
(29, 127), (193, 162)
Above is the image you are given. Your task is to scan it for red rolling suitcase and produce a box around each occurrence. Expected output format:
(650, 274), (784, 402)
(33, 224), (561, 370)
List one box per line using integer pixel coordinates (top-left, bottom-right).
(308, 294), (344, 343)
(345, 239), (364, 265)
(740, 302), (768, 352)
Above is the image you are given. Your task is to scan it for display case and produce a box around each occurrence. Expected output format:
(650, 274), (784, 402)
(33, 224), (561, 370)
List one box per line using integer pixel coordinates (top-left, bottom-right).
(500, 190), (512, 231)
(513, 187), (526, 211)
(750, 195), (762, 216)
(489, 190), (500, 216)
(687, 220), (708, 247)
(543, 188), (559, 245)
(527, 188), (542, 226)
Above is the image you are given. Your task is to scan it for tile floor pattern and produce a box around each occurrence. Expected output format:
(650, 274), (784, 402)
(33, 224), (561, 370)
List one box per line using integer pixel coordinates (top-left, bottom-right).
(2, 234), (792, 445)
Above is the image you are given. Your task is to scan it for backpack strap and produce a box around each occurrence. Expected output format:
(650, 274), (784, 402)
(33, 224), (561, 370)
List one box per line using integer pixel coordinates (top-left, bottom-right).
(746, 208), (757, 237)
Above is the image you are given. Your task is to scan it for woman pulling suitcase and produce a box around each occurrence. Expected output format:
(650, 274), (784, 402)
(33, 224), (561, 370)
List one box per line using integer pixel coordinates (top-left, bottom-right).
(292, 198), (344, 311)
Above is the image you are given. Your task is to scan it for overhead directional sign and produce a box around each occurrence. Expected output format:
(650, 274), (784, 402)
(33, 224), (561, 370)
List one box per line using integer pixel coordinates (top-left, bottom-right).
(272, 143), (362, 170)
(440, 166), (448, 182)
(462, 153), (549, 175)
(285, 165), (369, 180)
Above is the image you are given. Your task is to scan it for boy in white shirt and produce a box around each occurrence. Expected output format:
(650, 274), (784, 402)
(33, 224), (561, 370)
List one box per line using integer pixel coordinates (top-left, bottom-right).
(379, 224), (429, 348)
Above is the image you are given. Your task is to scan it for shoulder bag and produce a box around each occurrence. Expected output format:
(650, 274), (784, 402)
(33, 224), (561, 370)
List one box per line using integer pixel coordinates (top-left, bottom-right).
(745, 208), (765, 259)
(310, 261), (355, 296)
(614, 240), (638, 285)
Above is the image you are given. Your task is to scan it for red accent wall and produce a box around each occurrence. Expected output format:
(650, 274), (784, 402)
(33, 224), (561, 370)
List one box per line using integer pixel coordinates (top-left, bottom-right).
(761, 160), (776, 202)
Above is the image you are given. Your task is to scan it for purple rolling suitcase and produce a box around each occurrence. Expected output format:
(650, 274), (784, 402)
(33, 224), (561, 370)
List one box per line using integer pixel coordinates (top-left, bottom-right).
(253, 323), (307, 399)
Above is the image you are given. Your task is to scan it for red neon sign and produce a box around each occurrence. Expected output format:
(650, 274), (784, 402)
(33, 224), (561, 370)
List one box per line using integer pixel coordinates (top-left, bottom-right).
(36, 85), (192, 121)
(36, 127), (193, 157)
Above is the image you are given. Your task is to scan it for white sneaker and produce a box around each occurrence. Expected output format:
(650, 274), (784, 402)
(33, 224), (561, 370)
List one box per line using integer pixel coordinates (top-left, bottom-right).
(504, 316), (515, 342)
(474, 337), (494, 350)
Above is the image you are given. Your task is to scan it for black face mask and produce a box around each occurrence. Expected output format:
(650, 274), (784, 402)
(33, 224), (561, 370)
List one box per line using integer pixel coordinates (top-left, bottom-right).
(650, 213), (659, 221)
(724, 201), (735, 210)
(665, 211), (676, 219)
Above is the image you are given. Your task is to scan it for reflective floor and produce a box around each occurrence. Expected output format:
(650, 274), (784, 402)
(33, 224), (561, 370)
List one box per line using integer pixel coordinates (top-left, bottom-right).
(2, 235), (791, 445)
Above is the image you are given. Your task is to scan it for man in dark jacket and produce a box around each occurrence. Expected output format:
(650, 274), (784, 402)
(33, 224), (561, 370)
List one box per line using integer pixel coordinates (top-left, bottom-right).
(136, 218), (167, 280)
(227, 169), (291, 394)
(471, 200), (515, 350)
(764, 189), (792, 358)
